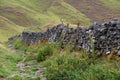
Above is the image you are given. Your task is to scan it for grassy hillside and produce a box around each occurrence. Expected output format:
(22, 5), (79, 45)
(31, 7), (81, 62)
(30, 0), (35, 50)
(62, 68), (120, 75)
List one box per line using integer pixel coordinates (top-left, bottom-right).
(65, 0), (120, 22)
(1, 0), (120, 42)
(100, 0), (120, 10)
(0, 16), (24, 42)
(0, 0), (91, 42)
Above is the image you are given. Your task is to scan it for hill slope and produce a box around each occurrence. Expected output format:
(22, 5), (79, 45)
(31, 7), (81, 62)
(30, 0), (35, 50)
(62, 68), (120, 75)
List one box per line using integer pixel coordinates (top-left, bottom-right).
(100, 0), (120, 10)
(65, 0), (120, 22)
(0, 16), (24, 42)
(1, 0), (120, 42)
(0, 0), (91, 42)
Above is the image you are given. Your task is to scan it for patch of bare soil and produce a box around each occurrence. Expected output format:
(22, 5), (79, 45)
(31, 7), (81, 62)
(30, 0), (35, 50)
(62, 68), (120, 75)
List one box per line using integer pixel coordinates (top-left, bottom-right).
(65, 0), (120, 22)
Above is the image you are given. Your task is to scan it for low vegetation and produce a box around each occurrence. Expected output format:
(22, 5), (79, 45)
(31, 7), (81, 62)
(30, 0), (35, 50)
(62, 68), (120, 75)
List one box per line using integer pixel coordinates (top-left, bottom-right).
(43, 55), (120, 80)
(0, 43), (22, 78)
(5, 39), (120, 80)
(37, 44), (53, 62)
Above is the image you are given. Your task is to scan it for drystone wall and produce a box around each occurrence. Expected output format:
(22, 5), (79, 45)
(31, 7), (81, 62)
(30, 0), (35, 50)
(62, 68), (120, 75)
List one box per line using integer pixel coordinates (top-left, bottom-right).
(9, 20), (120, 55)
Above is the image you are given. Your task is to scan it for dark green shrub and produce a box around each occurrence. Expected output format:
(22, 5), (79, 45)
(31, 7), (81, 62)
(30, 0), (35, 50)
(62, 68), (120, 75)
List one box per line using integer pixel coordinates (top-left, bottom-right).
(44, 55), (90, 80)
(37, 45), (53, 62)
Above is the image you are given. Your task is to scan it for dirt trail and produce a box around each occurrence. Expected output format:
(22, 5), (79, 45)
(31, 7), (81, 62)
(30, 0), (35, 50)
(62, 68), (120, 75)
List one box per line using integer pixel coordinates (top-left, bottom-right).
(65, 0), (120, 22)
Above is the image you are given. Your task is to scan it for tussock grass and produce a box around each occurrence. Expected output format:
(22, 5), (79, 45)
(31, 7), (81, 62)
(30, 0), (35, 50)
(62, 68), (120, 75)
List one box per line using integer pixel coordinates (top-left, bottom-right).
(42, 50), (120, 80)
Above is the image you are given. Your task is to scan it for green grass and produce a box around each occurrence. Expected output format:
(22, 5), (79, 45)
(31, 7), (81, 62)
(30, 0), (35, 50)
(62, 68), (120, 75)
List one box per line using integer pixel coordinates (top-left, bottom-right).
(0, 43), (22, 77)
(100, 0), (120, 10)
(0, 16), (24, 42)
(37, 44), (53, 62)
(0, 42), (44, 79)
